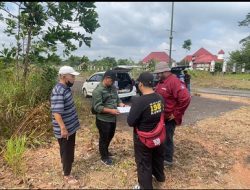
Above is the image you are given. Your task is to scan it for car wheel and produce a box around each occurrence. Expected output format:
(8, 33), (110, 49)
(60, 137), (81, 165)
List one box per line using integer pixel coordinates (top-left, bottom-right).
(83, 88), (89, 98)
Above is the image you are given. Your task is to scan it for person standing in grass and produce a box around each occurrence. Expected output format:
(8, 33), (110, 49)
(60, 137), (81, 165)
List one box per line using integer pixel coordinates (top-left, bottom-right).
(92, 70), (127, 166)
(127, 72), (166, 189)
(50, 66), (80, 185)
(154, 63), (191, 167)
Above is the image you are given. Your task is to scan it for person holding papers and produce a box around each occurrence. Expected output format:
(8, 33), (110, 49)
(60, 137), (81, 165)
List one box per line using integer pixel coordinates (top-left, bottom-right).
(92, 70), (128, 166)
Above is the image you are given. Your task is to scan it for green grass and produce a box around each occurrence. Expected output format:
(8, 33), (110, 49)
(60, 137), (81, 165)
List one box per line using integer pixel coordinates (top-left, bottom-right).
(4, 136), (27, 175)
(190, 71), (250, 90)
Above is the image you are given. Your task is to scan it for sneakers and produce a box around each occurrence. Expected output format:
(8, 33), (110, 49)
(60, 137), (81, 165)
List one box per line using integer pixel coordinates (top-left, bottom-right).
(164, 160), (173, 166)
(101, 158), (113, 166)
(133, 184), (140, 189)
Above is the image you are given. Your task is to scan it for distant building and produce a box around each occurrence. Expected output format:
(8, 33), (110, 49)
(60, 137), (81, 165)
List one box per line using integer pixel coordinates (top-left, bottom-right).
(181, 48), (224, 71)
(142, 51), (175, 65)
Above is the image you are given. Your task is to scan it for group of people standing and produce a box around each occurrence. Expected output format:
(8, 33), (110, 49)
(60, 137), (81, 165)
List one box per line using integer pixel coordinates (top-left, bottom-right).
(50, 62), (191, 189)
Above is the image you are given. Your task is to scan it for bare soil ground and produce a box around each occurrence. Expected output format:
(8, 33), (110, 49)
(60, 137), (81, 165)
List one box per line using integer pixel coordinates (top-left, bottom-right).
(0, 104), (249, 189)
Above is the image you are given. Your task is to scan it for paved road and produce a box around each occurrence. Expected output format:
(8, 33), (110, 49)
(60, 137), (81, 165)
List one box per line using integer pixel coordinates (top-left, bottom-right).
(115, 96), (246, 130)
(195, 88), (250, 98)
(73, 80), (246, 130)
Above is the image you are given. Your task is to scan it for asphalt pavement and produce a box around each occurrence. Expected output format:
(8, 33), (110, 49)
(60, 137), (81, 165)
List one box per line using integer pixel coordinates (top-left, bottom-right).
(72, 79), (247, 130)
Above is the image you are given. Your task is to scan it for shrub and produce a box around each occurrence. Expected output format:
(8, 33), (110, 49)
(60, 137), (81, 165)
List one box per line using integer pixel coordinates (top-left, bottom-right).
(4, 135), (27, 175)
(0, 65), (57, 147)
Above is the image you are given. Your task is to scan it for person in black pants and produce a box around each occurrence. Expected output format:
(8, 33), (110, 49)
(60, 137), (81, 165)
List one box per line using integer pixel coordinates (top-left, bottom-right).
(154, 63), (191, 167)
(57, 133), (76, 176)
(51, 66), (81, 184)
(92, 70), (127, 166)
(96, 118), (116, 161)
(127, 72), (165, 189)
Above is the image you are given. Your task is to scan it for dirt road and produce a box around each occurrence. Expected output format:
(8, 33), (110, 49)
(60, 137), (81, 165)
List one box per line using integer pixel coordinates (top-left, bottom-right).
(1, 104), (249, 189)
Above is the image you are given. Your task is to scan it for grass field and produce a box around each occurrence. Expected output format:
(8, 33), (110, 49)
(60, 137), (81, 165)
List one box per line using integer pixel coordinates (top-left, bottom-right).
(190, 71), (250, 90)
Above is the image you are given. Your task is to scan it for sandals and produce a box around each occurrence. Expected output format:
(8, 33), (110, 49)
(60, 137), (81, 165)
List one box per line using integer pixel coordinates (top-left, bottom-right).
(64, 175), (79, 185)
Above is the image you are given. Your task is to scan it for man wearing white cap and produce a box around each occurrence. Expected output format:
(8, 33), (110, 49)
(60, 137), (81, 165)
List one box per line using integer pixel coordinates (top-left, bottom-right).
(50, 66), (80, 184)
(154, 63), (191, 167)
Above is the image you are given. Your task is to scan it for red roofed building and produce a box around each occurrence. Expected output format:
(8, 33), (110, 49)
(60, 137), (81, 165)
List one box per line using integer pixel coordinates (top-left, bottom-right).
(142, 51), (175, 65)
(181, 48), (224, 70)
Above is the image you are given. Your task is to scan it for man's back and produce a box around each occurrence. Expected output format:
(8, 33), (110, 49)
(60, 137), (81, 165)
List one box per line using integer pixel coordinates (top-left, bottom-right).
(155, 74), (190, 125)
(127, 93), (164, 132)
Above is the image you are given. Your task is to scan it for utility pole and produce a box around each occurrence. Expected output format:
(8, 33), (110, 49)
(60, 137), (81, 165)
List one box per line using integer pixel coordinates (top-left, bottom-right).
(169, 2), (174, 67)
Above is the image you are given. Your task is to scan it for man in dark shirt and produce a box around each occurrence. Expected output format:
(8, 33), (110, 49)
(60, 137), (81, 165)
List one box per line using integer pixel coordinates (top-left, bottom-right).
(184, 70), (191, 93)
(127, 72), (165, 189)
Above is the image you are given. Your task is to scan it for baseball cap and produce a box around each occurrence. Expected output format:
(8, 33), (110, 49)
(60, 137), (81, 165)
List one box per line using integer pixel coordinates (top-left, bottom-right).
(137, 72), (154, 87)
(58, 66), (80, 75)
(103, 70), (117, 81)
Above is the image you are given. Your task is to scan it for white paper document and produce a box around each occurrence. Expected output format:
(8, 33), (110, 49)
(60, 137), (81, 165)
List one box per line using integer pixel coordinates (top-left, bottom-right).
(117, 106), (131, 113)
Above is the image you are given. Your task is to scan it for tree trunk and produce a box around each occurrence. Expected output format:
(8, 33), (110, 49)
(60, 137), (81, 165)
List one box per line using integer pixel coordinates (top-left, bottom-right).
(15, 3), (21, 82)
(22, 26), (32, 84)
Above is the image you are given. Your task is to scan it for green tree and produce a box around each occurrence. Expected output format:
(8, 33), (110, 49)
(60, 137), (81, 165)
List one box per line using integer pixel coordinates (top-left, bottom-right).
(239, 12), (250, 44)
(97, 57), (117, 68)
(67, 55), (82, 67)
(0, 2), (100, 82)
(117, 58), (135, 66)
(147, 59), (157, 72)
(46, 53), (62, 66)
(227, 42), (250, 71)
(214, 62), (222, 72)
(182, 39), (192, 66)
(81, 55), (89, 64)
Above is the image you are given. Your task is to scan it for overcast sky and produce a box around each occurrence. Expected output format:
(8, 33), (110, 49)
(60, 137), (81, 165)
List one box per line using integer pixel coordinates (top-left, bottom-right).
(1, 2), (250, 63)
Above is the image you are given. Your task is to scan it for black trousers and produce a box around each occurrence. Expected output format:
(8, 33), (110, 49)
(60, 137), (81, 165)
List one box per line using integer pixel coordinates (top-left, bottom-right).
(164, 120), (176, 162)
(134, 133), (165, 189)
(57, 132), (76, 176)
(96, 118), (116, 160)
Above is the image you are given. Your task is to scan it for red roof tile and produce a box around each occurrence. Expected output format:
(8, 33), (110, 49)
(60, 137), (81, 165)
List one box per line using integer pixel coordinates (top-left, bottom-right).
(182, 55), (192, 62)
(193, 47), (214, 57)
(142, 52), (174, 63)
(195, 55), (215, 63)
(182, 47), (224, 64)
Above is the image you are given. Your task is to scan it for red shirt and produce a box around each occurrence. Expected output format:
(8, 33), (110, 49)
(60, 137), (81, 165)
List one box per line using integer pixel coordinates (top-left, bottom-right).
(155, 74), (191, 125)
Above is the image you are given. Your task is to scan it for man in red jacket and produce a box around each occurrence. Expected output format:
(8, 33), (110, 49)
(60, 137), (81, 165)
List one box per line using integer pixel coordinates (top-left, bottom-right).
(154, 62), (191, 166)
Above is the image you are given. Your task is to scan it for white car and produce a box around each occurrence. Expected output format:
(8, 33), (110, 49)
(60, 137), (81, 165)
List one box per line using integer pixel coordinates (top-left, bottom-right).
(82, 70), (137, 100)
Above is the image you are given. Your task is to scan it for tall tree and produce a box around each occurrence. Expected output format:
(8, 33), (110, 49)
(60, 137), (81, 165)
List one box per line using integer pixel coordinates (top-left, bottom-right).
(67, 55), (82, 67)
(239, 12), (250, 44)
(182, 39), (192, 66)
(81, 55), (89, 64)
(0, 2), (100, 82)
(227, 42), (250, 71)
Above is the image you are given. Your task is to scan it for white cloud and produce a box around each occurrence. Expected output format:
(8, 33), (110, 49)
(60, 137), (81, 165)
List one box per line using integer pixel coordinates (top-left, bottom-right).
(157, 42), (169, 51)
(98, 35), (108, 44)
(1, 2), (250, 63)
